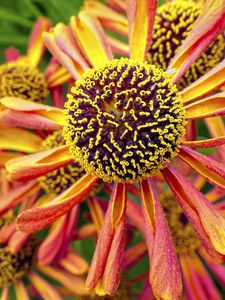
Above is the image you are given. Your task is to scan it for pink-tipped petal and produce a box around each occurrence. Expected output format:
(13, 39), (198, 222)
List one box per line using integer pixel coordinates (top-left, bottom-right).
(179, 146), (225, 189)
(86, 183), (127, 295)
(162, 165), (225, 261)
(0, 181), (39, 216)
(17, 174), (98, 233)
(107, 0), (126, 13)
(168, 0), (225, 82)
(183, 136), (225, 149)
(70, 12), (113, 67)
(4, 47), (20, 62)
(8, 231), (30, 253)
(128, 0), (158, 61)
(59, 250), (89, 275)
(27, 17), (51, 67)
(140, 178), (182, 300)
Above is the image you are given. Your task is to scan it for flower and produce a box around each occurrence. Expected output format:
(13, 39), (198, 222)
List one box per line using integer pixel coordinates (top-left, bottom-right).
(0, 170), (90, 299)
(4, 0), (225, 299)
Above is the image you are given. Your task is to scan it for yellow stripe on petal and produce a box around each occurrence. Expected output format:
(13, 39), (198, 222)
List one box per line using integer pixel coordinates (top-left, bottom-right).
(185, 92), (225, 119)
(111, 183), (127, 228)
(181, 58), (225, 103)
(15, 281), (29, 300)
(128, 0), (157, 61)
(205, 116), (225, 137)
(6, 145), (72, 182)
(0, 152), (21, 168)
(87, 197), (104, 233)
(169, 0), (225, 82)
(27, 17), (51, 68)
(70, 12), (113, 68)
(29, 272), (62, 300)
(59, 250), (89, 275)
(0, 128), (43, 153)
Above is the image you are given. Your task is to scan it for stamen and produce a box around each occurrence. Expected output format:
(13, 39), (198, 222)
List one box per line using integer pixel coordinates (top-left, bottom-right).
(0, 239), (36, 286)
(64, 58), (186, 183)
(0, 62), (48, 102)
(160, 193), (200, 254)
(147, 1), (225, 89)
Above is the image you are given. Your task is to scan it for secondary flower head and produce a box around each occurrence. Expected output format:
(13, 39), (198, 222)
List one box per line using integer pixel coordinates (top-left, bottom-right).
(4, 0), (225, 299)
(147, 0), (225, 89)
(0, 62), (48, 103)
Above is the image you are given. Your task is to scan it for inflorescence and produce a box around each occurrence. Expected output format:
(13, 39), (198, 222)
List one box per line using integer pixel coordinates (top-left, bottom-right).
(64, 58), (186, 183)
(0, 62), (48, 102)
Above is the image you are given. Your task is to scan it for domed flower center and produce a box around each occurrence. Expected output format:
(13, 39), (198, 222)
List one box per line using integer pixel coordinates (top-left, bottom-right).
(0, 62), (48, 102)
(39, 130), (86, 195)
(161, 194), (200, 254)
(147, 0), (225, 90)
(0, 239), (36, 286)
(64, 58), (186, 183)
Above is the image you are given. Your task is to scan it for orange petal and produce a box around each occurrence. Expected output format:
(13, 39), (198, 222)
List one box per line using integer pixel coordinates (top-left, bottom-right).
(128, 0), (158, 61)
(107, 35), (129, 56)
(76, 223), (96, 239)
(29, 272), (62, 300)
(1, 286), (9, 300)
(87, 197), (104, 234)
(6, 145), (72, 182)
(168, 0), (225, 82)
(123, 241), (147, 269)
(27, 17), (51, 67)
(38, 214), (68, 264)
(17, 173), (98, 233)
(183, 136), (225, 149)
(0, 151), (21, 168)
(107, 0), (126, 13)
(86, 183), (127, 295)
(179, 146), (225, 189)
(127, 198), (145, 236)
(8, 230), (30, 253)
(162, 165), (225, 261)
(180, 59), (225, 103)
(185, 92), (225, 118)
(47, 66), (71, 88)
(70, 11), (113, 67)
(59, 250), (89, 275)
(83, 0), (128, 35)
(43, 30), (82, 80)
(206, 188), (225, 203)
(0, 181), (39, 216)
(38, 265), (89, 296)
(140, 178), (182, 300)
(15, 281), (29, 300)
(0, 127), (43, 153)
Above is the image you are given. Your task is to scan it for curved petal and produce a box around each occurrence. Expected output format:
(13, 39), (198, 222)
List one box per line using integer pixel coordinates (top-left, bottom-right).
(87, 197), (104, 234)
(6, 145), (73, 182)
(27, 17), (51, 67)
(0, 151), (21, 168)
(185, 92), (225, 118)
(58, 250), (89, 275)
(86, 183), (127, 295)
(180, 59), (225, 103)
(70, 12), (113, 68)
(128, 0), (158, 61)
(15, 281), (30, 300)
(183, 136), (225, 149)
(0, 181), (39, 217)
(17, 173), (98, 233)
(168, 0), (225, 82)
(140, 178), (182, 300)
(38, 265), (89, 296)
(0, 128), (43, 153)
(43, 30), (81, 80)
(179, 146), (225, 189)
(107, 0), (126, 13)
(29, 272), (62, 300)
(162, 165), (225, 261)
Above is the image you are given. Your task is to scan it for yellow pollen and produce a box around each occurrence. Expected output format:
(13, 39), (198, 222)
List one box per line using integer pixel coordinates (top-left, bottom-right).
(64, 58), (186, 183)
(0, 239), (36, 287)
(160, 193), (200, 254)
(0, 62), (48, 102)
(147, 0), (225, 90)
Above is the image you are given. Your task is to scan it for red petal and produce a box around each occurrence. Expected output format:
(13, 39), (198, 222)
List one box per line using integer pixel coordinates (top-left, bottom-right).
(140, 178), (182, 299)
(17, 174), (98, 233)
